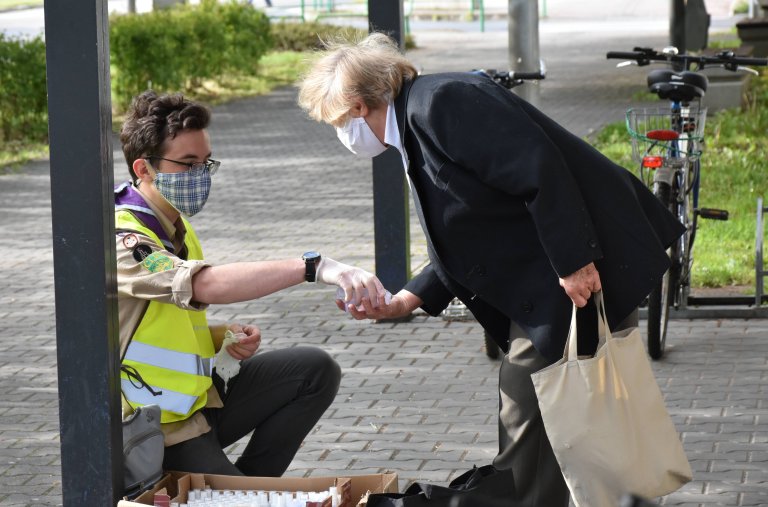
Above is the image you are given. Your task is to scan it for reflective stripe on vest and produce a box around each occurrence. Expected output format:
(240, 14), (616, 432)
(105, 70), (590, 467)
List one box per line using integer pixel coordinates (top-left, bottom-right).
(124, 341), (213, 378)
(121, 378), (198, 416)
(116, 208), (214, 423)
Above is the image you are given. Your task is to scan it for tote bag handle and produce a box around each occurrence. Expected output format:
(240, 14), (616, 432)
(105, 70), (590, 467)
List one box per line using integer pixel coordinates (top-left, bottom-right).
(565, 291), (612, 361)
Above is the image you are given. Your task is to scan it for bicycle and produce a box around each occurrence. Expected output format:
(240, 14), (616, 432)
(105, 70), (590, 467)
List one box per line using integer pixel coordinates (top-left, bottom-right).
(606, 47), (767, 359)
(442, 67), (546, 360)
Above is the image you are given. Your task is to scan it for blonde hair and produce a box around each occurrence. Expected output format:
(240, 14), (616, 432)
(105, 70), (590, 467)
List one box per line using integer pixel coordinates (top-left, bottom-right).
(298, 32), (419, 127)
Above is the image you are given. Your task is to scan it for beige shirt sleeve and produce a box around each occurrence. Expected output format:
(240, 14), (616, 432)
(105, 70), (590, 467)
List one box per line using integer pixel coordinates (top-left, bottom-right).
(116, 231), (210, 309)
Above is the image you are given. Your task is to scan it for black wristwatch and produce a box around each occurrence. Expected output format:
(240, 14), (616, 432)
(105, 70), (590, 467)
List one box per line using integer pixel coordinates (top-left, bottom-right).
(302, 251), (322, 282)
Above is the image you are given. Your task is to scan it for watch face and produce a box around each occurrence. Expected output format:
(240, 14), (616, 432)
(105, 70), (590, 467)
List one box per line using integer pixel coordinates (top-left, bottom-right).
(303, 251), (321, 261)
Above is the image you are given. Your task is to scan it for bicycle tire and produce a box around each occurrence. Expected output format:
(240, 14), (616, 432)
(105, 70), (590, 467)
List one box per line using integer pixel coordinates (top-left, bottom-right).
(647, 181), (678, 359)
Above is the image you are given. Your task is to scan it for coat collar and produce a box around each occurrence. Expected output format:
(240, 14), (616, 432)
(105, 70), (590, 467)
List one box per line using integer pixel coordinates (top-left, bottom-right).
(394, 77), (417, 153)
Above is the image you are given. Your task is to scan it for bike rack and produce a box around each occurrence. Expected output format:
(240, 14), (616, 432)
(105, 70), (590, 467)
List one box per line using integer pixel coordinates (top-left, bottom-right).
(756, 196), (766, 307)
(642, 196), (768, 319)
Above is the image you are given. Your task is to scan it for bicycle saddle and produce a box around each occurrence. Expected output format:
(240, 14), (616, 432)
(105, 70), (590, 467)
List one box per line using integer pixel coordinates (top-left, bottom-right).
(646, 69), (708, 102)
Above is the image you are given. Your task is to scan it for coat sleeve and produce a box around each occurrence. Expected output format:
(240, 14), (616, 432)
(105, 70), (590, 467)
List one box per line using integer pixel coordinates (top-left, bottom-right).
(413, 78), (603, 278)
(403, 263), (456, 316)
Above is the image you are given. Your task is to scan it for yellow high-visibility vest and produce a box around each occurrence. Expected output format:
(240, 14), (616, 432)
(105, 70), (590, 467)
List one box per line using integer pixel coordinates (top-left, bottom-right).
(116, 209), (214, 423)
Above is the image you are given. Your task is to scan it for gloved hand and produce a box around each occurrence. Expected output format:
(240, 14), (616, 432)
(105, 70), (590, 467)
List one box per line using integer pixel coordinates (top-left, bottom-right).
(316, 257), (388, 308)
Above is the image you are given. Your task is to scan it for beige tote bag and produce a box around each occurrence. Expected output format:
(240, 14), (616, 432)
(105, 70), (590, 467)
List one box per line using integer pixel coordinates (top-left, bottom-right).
(531, 292), (692, 507)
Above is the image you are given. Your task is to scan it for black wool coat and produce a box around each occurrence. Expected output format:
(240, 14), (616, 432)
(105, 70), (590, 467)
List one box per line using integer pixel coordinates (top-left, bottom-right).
(397, 72), (685, 362)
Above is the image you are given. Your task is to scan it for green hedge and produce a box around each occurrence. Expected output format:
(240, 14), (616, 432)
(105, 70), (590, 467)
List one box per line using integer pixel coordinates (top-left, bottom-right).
(270, 21), (365, 51)
(0, 33), (48, 145)
(0, 8), (409, 156)
(269, 21), (415, 51)
(110, 0), (272, 110)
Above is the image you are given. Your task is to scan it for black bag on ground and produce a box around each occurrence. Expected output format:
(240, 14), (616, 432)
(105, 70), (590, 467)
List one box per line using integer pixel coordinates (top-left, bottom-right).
(122, 404), (164, 498)
(366, 465), (519, 507)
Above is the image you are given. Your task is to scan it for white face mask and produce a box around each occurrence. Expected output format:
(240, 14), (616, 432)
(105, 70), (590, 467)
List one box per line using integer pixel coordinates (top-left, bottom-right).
(336, 117), (388, 158)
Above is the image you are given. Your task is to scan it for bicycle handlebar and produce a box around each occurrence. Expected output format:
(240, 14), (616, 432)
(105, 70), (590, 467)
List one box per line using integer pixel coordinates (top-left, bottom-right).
(606, 51), (651, 61)
(507, 71), (546, 80)
(473, 68), (546, 90)
(606, 47), (768, 71)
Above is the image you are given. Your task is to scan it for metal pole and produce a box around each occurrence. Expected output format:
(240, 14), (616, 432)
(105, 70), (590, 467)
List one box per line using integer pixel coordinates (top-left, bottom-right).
(43, 0), (122, 504)
(368, 1), (410, 293)
(757, 197), (765, 307)
(480, 0), (485, 33)
(508, 0), (541, 107)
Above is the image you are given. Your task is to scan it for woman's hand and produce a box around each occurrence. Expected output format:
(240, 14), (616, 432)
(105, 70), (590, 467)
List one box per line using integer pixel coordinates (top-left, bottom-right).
(559, 262), (602, 307)
(340, 290), (423, 321)
(225, 324), (261, 360)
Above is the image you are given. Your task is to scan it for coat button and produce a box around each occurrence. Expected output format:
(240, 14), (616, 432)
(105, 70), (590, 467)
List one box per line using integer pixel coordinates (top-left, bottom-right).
(588, 239), (598, 248)
(522, 301), (533, 313)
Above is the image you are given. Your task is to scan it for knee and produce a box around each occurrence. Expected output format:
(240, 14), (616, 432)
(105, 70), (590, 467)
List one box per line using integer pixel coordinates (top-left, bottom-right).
(299, 347), (341, 399)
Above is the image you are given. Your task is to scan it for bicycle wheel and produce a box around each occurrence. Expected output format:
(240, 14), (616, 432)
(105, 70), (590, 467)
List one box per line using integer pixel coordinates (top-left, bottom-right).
(647, 181), (680, 359)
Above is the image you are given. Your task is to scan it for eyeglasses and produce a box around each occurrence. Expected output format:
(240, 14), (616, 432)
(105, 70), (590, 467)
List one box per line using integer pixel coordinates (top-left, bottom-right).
(147, 156), (220, 176)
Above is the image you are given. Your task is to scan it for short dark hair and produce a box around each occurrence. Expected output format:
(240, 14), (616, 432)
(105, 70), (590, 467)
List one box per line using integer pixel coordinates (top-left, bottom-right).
(120, 91), (211, 181)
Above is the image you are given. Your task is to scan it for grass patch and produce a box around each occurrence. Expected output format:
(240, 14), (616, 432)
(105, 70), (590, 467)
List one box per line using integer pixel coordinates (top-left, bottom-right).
(111, 50), (307, 127)
(0, 140), (48, 172)
(631, 89), (658, 102)
(590, 73), (768, 288)
(184, 51), (308, 106)
(707, 38), (743, 50)
(0, 0), (42, 10)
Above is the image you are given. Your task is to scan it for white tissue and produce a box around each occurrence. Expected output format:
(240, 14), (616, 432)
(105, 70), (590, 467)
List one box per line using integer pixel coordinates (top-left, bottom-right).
(214, 330), (245, 392)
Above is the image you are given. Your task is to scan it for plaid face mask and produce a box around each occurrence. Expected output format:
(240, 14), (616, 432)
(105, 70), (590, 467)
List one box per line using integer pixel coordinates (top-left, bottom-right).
(153, 168), (212, 217)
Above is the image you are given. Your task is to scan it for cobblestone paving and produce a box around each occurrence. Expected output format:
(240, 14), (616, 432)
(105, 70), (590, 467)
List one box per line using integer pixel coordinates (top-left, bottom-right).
(0, 6), (766, 507)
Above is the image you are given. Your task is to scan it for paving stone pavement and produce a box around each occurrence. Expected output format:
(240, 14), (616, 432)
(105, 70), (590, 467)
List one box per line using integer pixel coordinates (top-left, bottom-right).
(1, 5), (767, 507)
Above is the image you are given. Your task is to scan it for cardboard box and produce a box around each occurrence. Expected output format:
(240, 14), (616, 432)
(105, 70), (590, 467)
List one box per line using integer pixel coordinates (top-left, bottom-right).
(346, 473), (399, 507)
(118, 473), (179, 506)
(117, 472), (399, 507)
(118, 473), (352, 507)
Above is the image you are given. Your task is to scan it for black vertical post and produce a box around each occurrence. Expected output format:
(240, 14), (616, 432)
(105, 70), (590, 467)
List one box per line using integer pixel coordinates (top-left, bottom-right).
(369, 0), (405, 44)
(44, 0), (122, 504)
(368, 1), (410, 293)
(670, 0), (686, 53)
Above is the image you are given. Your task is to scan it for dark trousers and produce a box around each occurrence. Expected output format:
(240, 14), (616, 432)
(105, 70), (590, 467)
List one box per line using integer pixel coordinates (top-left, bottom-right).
(162, 346), (341, 476)
(493, 306), (639, 507)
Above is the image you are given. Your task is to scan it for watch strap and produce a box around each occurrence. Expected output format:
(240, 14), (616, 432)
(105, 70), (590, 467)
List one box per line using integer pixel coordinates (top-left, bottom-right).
(303, 252), (321, 282)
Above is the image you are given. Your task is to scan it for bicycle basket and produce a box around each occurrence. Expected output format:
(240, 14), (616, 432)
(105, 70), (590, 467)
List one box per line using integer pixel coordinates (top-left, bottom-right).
(625, 106), (707, 162)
